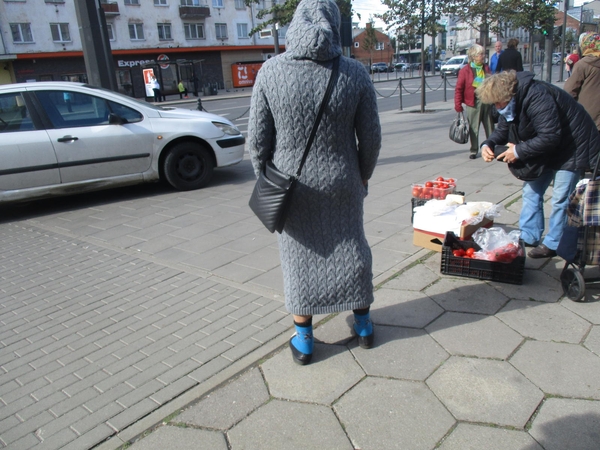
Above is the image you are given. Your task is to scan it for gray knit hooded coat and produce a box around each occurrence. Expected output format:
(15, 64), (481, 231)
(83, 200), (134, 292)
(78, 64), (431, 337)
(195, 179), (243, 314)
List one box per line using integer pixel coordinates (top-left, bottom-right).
(248, 0), (381, 315)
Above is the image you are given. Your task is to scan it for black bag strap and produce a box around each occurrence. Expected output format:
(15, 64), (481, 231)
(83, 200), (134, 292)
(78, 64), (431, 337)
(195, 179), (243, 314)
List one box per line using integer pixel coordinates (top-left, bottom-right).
(294, 56), (340, 179)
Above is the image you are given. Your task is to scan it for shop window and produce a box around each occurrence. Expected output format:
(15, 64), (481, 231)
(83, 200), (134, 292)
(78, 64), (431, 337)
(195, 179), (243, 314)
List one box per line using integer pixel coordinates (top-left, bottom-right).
(184, 23), (205, 40)
(157, 23), (172, 40)
(215, 23), (227, 39)
(237, 23), (249, 39)
(129, 23), (144, 40)
(10, 23), (34, 43)
(50, 23), (71, 42)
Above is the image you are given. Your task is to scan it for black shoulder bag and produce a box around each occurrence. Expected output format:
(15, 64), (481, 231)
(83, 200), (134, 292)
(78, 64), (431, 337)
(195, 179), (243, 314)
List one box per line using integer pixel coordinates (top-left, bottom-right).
(249, 56), (339, 233)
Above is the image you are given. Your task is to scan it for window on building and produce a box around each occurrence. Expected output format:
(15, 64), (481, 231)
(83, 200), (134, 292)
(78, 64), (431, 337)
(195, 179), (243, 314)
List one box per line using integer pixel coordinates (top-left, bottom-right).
(212, 0), (223, 7)
(354, 42), (359, 48)
(10, 23), (34, 43)
(124, 0), (140, 4)
(255, 0), (264, 9)
(181, 0), (203, 4)
(129, 23), (144, 40)
(106, 23), (115, 40)
(50, 23), (71, 42)
(157, 23), (172, 40)
(184, 23), (205, 39)
(375, 42), (384, 50)
(215, 23), (227, 39)
(234, 0), (245, 9)
(154, 0), (168, 5)
(44, 0), (65, 4)
(237, 23), (249, 39)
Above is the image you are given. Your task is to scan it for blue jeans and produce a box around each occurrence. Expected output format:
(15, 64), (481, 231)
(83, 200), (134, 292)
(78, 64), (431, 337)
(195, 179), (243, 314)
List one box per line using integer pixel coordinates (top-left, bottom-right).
(519, 170), (581, 250)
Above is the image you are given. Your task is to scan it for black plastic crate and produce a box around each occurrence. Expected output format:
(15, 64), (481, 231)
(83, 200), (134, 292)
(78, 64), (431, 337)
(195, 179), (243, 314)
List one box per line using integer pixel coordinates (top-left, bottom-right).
(410, 191), (465, 223)
(440, 232), (526, 285)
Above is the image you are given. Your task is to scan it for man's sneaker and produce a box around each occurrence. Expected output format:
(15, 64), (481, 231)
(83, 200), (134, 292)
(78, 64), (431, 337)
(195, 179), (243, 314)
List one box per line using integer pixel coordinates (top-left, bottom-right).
(527, 244), (557, 259)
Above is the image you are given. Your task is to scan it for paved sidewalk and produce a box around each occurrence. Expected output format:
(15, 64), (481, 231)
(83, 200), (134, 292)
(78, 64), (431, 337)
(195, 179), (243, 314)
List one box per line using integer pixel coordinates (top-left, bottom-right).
(2, 85), (600, 450)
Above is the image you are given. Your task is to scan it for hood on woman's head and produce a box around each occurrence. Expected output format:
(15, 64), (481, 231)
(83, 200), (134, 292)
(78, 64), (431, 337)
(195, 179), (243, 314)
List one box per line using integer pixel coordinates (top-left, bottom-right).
(579, 32), (600, 57)
(284, 0), (342, 61)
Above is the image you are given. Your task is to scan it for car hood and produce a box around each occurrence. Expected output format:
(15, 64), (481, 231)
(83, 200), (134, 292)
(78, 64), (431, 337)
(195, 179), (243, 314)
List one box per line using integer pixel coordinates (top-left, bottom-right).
(156, 107), (234, 125)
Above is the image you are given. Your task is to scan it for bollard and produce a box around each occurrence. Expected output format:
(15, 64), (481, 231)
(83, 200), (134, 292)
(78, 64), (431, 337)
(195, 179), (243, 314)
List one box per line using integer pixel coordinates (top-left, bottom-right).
(197, 98), (203, 111)
(399, 78), (403, 111)
(443, 74), (447, 103)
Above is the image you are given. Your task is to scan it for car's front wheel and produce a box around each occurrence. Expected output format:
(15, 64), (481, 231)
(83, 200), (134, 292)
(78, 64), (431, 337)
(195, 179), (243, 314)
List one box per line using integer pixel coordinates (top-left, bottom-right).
(163, 142), (214, 190)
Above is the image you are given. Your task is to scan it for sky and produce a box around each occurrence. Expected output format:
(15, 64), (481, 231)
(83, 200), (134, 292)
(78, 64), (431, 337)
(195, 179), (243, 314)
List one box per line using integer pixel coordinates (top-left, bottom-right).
(351, 0), (590, 30)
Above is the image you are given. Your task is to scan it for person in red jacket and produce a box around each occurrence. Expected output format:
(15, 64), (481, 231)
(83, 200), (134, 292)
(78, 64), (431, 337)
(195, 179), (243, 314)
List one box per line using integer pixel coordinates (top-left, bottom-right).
(454, 44), (495, 159)
(565, 49), (580, 78)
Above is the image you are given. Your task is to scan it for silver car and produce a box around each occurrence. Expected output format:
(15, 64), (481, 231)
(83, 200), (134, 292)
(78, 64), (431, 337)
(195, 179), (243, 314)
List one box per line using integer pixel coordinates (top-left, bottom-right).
(0, 82), (245, 203)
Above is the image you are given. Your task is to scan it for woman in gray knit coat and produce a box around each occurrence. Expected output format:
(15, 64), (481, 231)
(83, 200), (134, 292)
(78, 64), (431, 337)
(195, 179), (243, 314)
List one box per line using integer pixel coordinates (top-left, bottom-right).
(248, 0), (381, 365)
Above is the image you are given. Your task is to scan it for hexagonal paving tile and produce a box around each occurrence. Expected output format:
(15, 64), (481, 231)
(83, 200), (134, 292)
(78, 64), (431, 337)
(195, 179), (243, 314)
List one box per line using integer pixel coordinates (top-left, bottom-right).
(228, 399), (352, 450)
(496, 300), (591, 343)
(529, 398), (600, 450)
(510, 340), (600, 400)
(561, 297), (600, 325)
(384, 263), (440, 291)
(437, 423), (543, 450)
(371, 288), (444, 328)
(261, 343), (364, 405)
(424, 278), (510, 314)
(350, 325), (448, 380)
(129, 425), (227, 450)
(491, 270), (564, 303)
(427, 356), (544, 427)
(175, 368), (269, 430)
(425, 312), (523, 359)
(334, 377), (455, 450)
(313, 311), (354, 345)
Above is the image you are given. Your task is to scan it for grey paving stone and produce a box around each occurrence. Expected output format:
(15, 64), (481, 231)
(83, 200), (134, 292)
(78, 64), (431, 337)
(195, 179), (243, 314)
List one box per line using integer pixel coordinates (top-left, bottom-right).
(129, 425), (228, 450)
(351, 325), (448, 381)
(561, 296), (600, 325)
(426, 312), (524, 359)
(175, 367), (268, 430)
(425, 278), (510, 314)
(228, 399), (352, 450)
(371, 288), (445, 328)
(490, 268), (563, 304)
(384, 262), (441, 291)
(529, 398), (600, 450)
(427, 356), (544, 428)
(334, 377), (455, 450)
(584, 325), (600, 356)
(510, 340), (600, 400)
(313, 311), (355, 345)
(496, 300), (591, 343)
(438, 423), (543, 450)
(261, 343), (364, 405)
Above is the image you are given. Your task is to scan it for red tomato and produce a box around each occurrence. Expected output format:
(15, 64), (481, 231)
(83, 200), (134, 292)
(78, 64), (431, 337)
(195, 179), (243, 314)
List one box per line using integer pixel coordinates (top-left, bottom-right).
(453, 249), (466, 257)
(412, 187), (422, 198)
(432, 182), (439, 188)
(465, 248), (475, 257)
(425, 181), (433, 188)
(447, 178), (455, 183)
(440, 183), (449, 189)
(422, 187), (433, 199)
(436, 176), (445, 182)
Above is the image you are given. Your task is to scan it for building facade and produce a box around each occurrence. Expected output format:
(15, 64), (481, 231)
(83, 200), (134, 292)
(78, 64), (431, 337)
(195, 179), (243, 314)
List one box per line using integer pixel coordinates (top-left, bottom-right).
(0, 0), (285, 97)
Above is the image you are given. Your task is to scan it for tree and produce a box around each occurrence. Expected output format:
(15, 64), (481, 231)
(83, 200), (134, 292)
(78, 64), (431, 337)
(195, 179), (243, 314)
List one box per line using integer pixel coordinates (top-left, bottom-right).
(244, 0), (352, 35)
(363, 19), (379, 67)
(449, 0), (506, 50)
(497, 0), (556, 70)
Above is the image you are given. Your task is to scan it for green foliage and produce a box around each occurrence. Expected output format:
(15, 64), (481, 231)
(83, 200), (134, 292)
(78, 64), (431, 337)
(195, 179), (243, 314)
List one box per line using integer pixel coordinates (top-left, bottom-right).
(244, 0), (352, 35)
(379, 0), (453, 37)
(363, 18), (379, 55)
(498, 0), (556, 36)
(449, 0), (506, 37)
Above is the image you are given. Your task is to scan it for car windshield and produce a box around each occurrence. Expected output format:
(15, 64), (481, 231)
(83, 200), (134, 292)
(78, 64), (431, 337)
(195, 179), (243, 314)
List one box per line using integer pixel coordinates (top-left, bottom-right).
(445, 58), (464, 65)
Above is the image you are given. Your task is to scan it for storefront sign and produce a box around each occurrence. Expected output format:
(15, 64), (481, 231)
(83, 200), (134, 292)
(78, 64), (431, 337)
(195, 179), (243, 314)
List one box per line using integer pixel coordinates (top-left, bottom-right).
(117, 59), (154, 67)
(157, 54), (170, 69)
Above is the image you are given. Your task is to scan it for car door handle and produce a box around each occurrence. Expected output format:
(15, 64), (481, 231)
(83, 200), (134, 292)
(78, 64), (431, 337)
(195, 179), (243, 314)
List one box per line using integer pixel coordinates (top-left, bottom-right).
(57, 135), (79, 142)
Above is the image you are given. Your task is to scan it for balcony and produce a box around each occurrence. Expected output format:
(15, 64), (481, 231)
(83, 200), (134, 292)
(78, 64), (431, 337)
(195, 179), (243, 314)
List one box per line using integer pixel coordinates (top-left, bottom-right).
(179, 6), (211, 19)
(100, 1), (120, 16)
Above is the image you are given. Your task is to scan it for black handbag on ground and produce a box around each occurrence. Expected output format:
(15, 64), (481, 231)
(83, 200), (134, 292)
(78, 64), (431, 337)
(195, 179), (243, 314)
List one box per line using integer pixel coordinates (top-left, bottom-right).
(493, 122), (548, 181)
(449, 112), (469, 144)
(249, 57), (339, 233)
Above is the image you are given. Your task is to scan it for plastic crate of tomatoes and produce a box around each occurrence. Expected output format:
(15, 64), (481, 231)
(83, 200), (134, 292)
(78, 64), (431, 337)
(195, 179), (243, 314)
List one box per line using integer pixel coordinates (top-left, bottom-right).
(440, 232), (525, 285)
(411, 176), (457, 201)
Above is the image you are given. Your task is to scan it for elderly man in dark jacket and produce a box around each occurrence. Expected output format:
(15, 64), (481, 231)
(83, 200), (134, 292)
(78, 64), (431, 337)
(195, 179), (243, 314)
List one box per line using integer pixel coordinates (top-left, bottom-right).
(478, 71), (600, 258)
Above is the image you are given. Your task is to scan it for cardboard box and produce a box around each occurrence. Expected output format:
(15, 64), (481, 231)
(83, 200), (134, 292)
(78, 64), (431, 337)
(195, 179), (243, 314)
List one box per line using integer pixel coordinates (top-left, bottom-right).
(413, 218), (493, 252)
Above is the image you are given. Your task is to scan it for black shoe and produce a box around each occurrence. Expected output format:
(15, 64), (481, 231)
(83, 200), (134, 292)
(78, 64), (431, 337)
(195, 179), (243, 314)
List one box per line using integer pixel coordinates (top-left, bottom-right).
(357, 332), (375, 349)
(289, 337), (312, 365)
(527, 244), (557, 259)
(469, 154), (477, 160)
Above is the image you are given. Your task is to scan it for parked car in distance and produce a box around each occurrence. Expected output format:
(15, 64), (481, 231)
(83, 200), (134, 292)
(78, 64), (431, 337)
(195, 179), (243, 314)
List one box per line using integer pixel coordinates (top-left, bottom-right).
(0, 82), (245, 204)
(440, 55), (469, 77)
(394, 62), (411, 72)
(371, 62), (392, 73)
(418, 60), (443, 71)
(552, 52), (567, 65)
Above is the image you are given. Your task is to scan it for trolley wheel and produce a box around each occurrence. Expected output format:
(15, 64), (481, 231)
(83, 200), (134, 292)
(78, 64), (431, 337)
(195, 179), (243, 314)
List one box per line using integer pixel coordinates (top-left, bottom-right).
(560, 268), (586, 302)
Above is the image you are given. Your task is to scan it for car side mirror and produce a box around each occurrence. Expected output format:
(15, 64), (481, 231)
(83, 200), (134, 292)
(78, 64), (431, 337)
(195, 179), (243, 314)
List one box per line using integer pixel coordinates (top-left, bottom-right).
(108, 113), (127, 125)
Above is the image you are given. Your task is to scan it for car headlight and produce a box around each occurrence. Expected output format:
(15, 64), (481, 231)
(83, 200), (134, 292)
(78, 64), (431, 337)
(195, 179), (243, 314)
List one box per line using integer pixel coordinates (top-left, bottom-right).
(212, 122), (241, 136)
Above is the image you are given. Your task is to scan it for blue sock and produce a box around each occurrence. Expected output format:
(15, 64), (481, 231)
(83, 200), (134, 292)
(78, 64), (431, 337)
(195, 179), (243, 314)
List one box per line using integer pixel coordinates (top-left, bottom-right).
(354, 311), (373, 337)
(291, 323), (313, 355)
